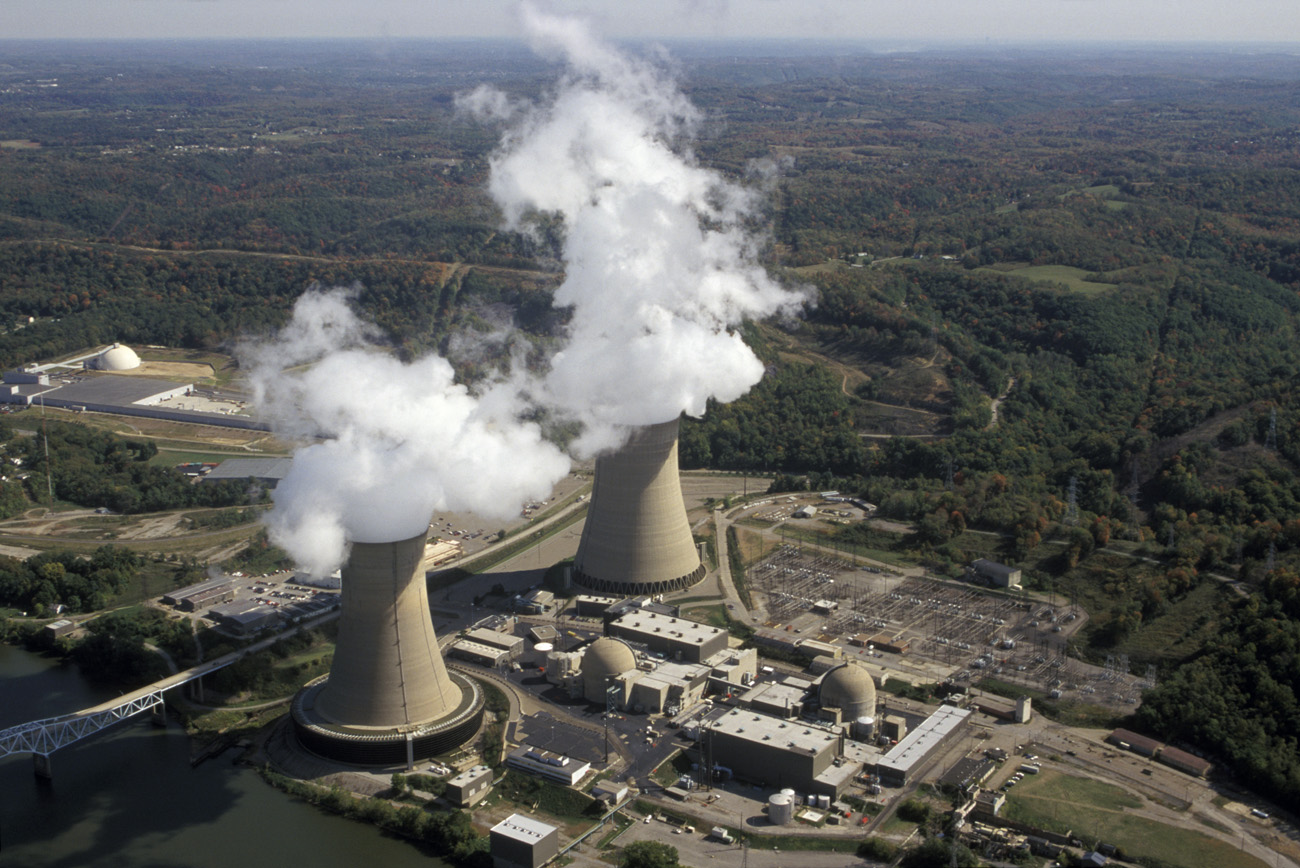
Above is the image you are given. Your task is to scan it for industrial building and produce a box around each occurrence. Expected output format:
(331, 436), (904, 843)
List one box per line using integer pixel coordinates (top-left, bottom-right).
(574, 594), (620, 617)
(572, 419), (705, 595)
(970, 559), (1022, 589)
(739, 681), (807, 719)
(505, 746), (591, 786)
(207, 600), (281, 636)
(291, 533), (484, 765)
(162, 577), (236, 612)
(446, 765), (494, 807)
(607, 610), (728, 663)
(451, 628), (525, 669)
(705, 708), (857, 798)
(876, 704), (972, 786)
(490, 814), (559, 868)
(202, 458), (293, 490)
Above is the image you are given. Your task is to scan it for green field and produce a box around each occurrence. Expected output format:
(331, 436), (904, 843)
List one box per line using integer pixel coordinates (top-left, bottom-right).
(978, 263), (1118, 295)
(1005, 770), (1268, 868)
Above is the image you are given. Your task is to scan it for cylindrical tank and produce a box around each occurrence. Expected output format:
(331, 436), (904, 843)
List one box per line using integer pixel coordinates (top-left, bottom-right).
(768, 793), (794, 826)
(817, 794), (831, 809)
(531, 641), (553, 667)
(852, 715), (876, 742)
(780, 787), (796, 798)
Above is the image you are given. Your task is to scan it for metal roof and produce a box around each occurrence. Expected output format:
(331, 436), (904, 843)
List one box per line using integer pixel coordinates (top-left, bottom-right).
(205, 458), (293, 481)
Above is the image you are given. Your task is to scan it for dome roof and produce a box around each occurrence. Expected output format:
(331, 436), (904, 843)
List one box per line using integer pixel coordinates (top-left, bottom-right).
(819, 662), (877, 720)
(92, 343), (141, 371)
(582, 637), (636, 702)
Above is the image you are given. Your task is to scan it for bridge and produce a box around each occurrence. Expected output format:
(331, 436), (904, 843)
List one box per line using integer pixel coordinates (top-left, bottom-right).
(1, 608), (341, 779)
(0, 646), (242, 779)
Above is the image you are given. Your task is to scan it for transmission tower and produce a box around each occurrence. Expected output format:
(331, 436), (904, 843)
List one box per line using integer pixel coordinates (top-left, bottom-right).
(1143, 664), (1158, 690)
(1266, 541), (1277, 574)
(1066, 476), (1079, 526)
(1266, 407), (1278, 451)
(945, 457), (955, 490)
(1127, 460), (1141, 505)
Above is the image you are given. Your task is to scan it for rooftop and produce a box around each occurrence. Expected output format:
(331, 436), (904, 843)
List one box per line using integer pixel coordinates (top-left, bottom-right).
(710, 708), (840, 756)
(204, 458), (293, 482)
(877, 704), (972, 777)
(612, 611), (724, 645)
(45, 374), (189, 406)
(491, 813), (557, 843)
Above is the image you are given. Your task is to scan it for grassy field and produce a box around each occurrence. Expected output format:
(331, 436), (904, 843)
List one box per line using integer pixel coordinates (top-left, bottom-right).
(1005, 770), (1268, 868)
(978, 264), (1118, 296)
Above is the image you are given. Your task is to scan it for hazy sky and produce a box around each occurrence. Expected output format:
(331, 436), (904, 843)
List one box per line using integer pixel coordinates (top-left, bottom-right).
(2, 0), (1297, 44)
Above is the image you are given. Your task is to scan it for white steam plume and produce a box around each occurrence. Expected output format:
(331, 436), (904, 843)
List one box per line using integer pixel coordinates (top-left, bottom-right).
(460, 3), (809, 455)
(240, 287), (570, 577)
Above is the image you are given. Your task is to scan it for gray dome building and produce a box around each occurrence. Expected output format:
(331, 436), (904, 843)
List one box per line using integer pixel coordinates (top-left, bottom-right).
(582, 637), (636, 703)
(572, 418), (704, 596)
(819, 662), (877, 721)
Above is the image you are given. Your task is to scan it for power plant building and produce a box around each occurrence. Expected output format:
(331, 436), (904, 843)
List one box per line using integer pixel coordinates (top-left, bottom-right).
(705, 708), (856, 798)
(572, 419), (705, 595)
(875, 704), (971, 786)
(490, 814), (560, 868)
(446, 765), (494, 808)
(291, 533), (484, 765)
(607, 611), (728, 663)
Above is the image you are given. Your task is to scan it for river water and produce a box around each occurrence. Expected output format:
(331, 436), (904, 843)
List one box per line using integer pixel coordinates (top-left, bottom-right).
(0, 644), (449, 868)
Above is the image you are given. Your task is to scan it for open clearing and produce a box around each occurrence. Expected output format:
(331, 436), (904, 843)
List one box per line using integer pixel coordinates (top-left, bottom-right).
(1005, 770), (1268, 868)
(978, 263), (1118, 295)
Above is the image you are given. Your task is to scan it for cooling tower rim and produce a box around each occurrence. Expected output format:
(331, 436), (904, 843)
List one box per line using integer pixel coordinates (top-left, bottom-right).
(292, 669), (483, 742)
(572, 562), (706, 596)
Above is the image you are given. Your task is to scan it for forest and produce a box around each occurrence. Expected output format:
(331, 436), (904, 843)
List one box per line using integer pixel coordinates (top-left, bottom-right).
(1, 40), (1299, 803)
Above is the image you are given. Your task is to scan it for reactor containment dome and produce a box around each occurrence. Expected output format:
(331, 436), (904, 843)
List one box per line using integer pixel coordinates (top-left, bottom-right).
(819, 661), (877, 721)
(582, 637), (637, 703)
(572, 418), (705, 596)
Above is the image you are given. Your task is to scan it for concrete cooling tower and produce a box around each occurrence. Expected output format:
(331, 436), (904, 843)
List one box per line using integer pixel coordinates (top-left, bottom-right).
(573, 418), (705, 596)
(292, 532), (484, 765)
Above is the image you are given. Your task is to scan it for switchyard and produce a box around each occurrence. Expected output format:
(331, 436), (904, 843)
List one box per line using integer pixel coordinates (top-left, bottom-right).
(749, 545), (1147, 712)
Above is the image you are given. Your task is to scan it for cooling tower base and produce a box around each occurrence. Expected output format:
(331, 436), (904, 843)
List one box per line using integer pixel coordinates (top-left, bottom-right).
(572, 562), (706, 596)
(290, 670), (485, 765)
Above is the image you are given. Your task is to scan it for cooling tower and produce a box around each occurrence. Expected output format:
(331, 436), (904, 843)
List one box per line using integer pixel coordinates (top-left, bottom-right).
(573, 418), (705, 595)
(291, 532), (484, 765)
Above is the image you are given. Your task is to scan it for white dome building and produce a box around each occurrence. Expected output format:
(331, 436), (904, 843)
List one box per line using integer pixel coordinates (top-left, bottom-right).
(88, 344), (141, 371)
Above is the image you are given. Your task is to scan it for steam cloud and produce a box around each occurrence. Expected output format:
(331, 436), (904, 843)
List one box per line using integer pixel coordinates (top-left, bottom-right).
(242, 6), (804, 575)
(240, 288), (570, 578)
(461, 3), (809, 454)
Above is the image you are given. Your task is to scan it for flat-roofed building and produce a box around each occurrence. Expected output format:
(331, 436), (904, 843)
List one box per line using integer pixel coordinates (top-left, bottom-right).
(505, 746), (591, 786)
(464, 628), (525, 660)
(42, 618), (76, 639)
(517, 589), (554, 614)
(446, 764), (494, 807)
(705, 708), (846, 796)
(208, 600), (281, 636)
(163, 576), (236, 611)
(705, 647), (757, 693)
(451, 640), (513, 669)
(608, 611), (728, 663)
(970, 559), (1022, 589)
(575, 594), (620, 617)
(739, 681), (807, 719)
(490, 813), (560, 868)
(876, 705), (971, 786)
(203, 458), (292, 489)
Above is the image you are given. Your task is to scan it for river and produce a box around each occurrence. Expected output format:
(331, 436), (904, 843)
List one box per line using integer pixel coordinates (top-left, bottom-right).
(0, 644), (449, 868)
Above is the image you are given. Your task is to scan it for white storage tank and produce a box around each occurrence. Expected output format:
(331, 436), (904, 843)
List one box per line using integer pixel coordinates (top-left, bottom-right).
(767, 792), (794, 826)
(780, 787), (796, 799)
(817, 794), (831, 809)
(531, 641), (553, 667)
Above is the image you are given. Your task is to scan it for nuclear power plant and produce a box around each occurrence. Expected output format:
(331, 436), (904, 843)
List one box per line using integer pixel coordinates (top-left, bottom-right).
(291, 532), (484, 765)
(572, 418), (705, 595)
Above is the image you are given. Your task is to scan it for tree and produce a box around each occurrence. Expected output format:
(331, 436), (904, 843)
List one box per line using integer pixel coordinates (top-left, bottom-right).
(621, 840), (681, 868)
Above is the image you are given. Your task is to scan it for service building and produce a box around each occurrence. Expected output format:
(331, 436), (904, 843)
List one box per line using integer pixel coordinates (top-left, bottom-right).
(490, 813), (559, 868)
